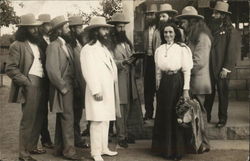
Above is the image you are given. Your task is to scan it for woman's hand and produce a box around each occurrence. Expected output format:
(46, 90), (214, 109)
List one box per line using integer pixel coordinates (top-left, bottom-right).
(183, 90), (190, 100)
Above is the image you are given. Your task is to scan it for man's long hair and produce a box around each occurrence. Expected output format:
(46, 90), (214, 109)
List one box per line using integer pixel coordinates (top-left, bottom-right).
(68, 26), (83, 48)
(15, 26), (40, 44)
(186, 18), (213, 45)
(110, 28), (133, 50)
(49, 26), (71, 44)
(209, 13), (234, 34)
(87, 27), (114, 51)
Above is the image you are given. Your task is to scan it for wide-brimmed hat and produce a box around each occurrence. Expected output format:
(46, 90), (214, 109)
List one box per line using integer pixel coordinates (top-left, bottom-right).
(38, 14), (51, 24)
(84, 16), (113, 31)
(17, 13), (42, 26)
(68, 16), (83, 26)
(145, 4), (158, 13)
(50, 15), (69, 30)
(211, 1), (231, 14)
(107, 13), (129, 24)
(176, 6), (204, 19)
(158, 4), (178, 15)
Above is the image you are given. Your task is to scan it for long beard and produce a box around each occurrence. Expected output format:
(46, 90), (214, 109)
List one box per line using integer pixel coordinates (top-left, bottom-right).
(115, 31), (128, 44)
(158, 20), (168, 30)
(27, 32), (40, 44)
(146, 18), (156, 28)
(209, 18), (223, 33)
(98, 34), (113, 51)
(61, 33), (73, 44)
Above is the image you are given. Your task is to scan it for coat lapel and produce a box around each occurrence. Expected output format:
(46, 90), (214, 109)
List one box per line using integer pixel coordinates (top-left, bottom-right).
(25, 41), (34, 58)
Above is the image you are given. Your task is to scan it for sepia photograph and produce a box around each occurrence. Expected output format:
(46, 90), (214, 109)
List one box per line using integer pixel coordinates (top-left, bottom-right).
(0, 0), (249, 161)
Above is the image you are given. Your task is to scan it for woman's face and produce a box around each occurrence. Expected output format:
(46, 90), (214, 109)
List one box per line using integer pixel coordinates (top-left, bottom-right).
(164, 26), (175, 43)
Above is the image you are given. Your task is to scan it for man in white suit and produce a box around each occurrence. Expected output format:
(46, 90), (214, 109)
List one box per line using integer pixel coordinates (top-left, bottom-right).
(80, 16), (121, 161)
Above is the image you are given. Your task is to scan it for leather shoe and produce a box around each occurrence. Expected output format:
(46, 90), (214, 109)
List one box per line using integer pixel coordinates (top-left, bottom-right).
(93, 155), (104, 161)
(118, 139), (128, 148)
(19, 156), (37, 161)
(42, 142), (54, 149)
(216, 121), (226, 128)
(102, 150), (118, 156)
(64, 153), (85, 160)
(75, 141), (90, 149)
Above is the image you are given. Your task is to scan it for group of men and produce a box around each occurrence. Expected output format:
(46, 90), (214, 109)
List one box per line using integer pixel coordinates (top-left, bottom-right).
(143, 1), (241, 129)
(5, 1), (241, 161)
(5, 9), (140, 161)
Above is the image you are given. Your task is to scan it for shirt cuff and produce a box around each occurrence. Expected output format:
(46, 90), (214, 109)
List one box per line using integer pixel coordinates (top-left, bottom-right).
(222, 68), (231, 73)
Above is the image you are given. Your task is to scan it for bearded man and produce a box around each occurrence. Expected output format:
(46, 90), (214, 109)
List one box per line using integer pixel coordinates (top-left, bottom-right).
(80, 16), (121, 161)
(68, 16), (89, 149)
(204, 1), (241, 128)
(37, 13), (53, 149)
(143, 4), (158, 120)
(108, 13), (144, 148)
(5, 13), (46, 161)
(46, 15), (84, 160)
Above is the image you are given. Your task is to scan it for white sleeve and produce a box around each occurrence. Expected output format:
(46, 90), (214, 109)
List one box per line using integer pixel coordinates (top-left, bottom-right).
(181, 46), (193, 90)
(154, 47), (162, 90)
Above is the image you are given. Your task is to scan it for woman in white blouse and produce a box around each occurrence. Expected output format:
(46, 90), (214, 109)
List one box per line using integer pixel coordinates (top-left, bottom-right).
(151, 22), (193, 160)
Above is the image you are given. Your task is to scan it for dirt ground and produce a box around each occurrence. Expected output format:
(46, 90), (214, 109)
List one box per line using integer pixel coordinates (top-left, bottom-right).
(0, 76), (249, 161)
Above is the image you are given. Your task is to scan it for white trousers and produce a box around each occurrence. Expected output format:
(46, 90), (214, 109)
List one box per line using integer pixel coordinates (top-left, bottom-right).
(90, 121), (110, 156)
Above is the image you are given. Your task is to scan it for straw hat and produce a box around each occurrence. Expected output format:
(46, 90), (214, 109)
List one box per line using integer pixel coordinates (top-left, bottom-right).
(50, 15), (69, 30)
(68, 16), (83, 26)
(158, 4), (178, 15)
(38, 14), (51, 24)
(17, 13), (42, 26)
(145, 4), (158, 13)
(84, 16), (113, 31)
(211, 1), (231, 14)
(176, 6), (204, 19)
(107, 13), (129, 24)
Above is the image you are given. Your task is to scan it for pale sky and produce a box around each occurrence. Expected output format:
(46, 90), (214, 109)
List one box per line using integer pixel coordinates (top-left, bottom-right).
(1, 0), (102, 35)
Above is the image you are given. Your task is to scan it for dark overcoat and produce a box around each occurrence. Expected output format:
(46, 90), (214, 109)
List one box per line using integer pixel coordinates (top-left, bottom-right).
(211, 26), (241, 79)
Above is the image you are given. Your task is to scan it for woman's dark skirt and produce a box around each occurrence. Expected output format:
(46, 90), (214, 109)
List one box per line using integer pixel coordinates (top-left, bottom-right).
(151, 71), (187, 158)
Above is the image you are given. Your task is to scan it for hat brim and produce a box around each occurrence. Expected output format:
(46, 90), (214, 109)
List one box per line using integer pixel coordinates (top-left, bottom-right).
(107, 20), (129, 25)
(51, 21), (69, 30)
(210, 8), (232, 14)
(145, 10), (157, 14)
(17, 21), (42, 26)
(84, 24), (114, 31)
(158, 10), (178, 15)
(69, 23), (84, 26)
(176, 14), (204, 19)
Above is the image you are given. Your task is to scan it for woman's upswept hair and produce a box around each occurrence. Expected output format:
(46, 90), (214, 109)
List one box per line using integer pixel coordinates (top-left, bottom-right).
(15, 27), (29, 42)
(187, 18), (213, 45)
(160, 21), (182, 44)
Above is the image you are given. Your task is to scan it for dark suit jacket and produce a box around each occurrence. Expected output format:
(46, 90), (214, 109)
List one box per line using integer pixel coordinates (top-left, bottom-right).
(5, 41), (43, 103)
(46, 38), (75, 113)
(69, 42), (86, 109)
(211, 26), (241, 79)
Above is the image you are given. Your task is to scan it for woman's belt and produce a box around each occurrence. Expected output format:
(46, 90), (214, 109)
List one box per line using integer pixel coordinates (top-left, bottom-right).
(162, 70), (180, 75)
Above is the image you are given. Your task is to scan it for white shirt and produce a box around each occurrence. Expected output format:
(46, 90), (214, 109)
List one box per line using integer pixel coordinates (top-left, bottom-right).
(147, 26), (155, 56)
(43, 35), (50, 44)
(28, 41), (44, 78)
(155, 43), (193, 90)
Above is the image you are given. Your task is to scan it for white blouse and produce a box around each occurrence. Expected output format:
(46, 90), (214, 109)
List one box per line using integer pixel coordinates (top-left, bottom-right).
(154, 43), (193, 90)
